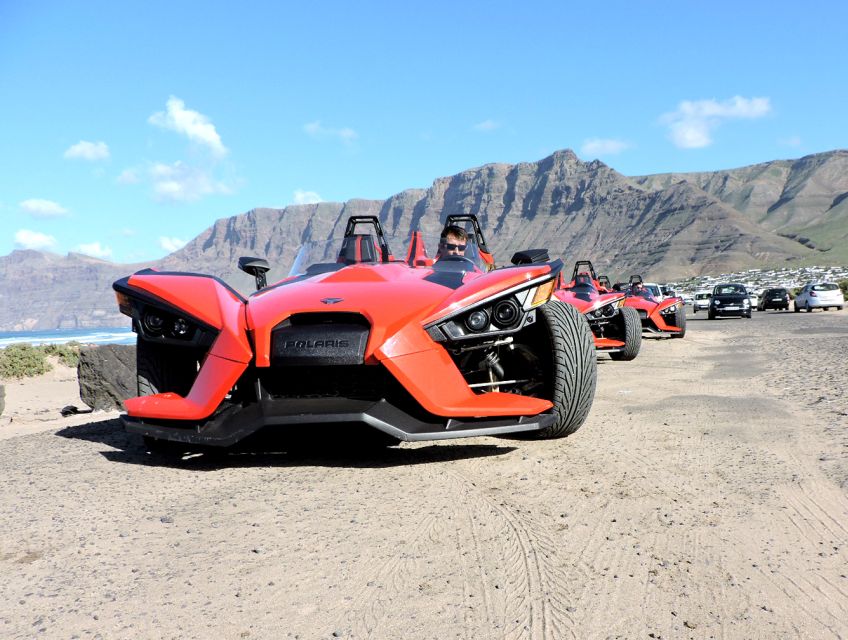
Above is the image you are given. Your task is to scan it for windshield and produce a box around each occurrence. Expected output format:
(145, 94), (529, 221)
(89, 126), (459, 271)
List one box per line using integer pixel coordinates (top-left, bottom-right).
(695, 293), (710, 300)
(812, 283), (838, 291)
(288, 235), (400, 277)
(713, 284), (746, 295)
(414, 234), (489, 271)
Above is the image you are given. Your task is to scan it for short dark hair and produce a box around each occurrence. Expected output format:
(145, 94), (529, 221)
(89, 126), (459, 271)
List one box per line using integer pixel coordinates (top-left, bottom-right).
(440, 225), (468, 242)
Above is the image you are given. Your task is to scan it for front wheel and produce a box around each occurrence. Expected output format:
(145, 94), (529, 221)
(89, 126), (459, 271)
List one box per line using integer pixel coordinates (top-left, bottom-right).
(794, 303), (799, 312)
(609, 306), (642, 360)
(532, 301), (597, 439)
(670, 306), (687, 338)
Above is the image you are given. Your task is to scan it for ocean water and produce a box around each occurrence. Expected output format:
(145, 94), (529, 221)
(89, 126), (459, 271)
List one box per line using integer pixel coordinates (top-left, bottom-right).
(0, 327), (135, 348)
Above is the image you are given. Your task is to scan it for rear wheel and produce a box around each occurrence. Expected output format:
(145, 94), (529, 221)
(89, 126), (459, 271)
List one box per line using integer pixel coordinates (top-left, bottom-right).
(806, 302), (812, 312)
(794, 303), (799, 312)
(609, 306), (641, 360)
(532, 301), (597, 439)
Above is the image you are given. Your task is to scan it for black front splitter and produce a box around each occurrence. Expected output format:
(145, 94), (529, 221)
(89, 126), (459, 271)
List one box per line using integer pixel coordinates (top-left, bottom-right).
(121, 397), (552, 447)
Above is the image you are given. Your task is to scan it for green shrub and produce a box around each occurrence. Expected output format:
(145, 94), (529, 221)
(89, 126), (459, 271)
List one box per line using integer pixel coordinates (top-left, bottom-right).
(0, 344), (52, 379)
(839, 279), (848, 298)
(43, 341), (81, 368)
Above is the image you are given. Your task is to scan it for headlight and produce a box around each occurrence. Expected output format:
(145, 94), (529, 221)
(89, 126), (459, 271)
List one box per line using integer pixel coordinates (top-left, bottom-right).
(713, 300), (721, 306)
(492, 299), (520, 328)
(585, 299), (621, 320)
(114, 281), (218, 348)
(465, 309), (490, 332)
(425, 281), (557, 343)
(143, 311), (165, 335)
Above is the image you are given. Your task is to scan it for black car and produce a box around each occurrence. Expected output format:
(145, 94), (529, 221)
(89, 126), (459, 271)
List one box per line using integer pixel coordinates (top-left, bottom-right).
(757, 287), (790, 311)
(708, 283), (751, 319)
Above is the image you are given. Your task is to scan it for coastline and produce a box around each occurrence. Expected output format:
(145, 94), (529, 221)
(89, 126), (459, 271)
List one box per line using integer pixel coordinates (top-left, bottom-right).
(0, 327), (134, 348)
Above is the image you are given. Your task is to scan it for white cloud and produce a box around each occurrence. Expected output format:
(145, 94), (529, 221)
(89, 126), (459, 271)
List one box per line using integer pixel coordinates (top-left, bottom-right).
(581, 138), (630, 156)
(472, 119), (501, 132)
(19, 199), (69, 218)
(159, 236), (188, 252)
(149, 96), (228, 157)
(149, 161), (231, 202)
(119, 228), (137, 237)
(64, 140), (110, 161)
(661, 96), (771, 149)
(293, 189), (322, 205)
(14, 229), (57, 250)
(116, 169), (140, 184)
(75, 241), (112, 259)
(303, 120), (358, 144)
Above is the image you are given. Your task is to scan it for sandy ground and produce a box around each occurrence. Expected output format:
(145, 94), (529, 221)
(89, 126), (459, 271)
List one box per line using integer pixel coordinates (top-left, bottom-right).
(1, 309), (847, 639)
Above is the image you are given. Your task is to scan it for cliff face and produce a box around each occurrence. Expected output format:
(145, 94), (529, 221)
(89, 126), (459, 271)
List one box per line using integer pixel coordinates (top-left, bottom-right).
(2, 148), (843, 331)
(634, 149), (848, 253)
(0, 251), (154, 331)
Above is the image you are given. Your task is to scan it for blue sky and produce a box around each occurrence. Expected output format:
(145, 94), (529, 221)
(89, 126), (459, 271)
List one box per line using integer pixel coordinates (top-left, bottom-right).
(2, 1), (847, 263)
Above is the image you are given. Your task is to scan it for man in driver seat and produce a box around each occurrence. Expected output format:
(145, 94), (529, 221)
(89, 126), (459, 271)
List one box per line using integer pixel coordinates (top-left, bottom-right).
(631, 281), (653, 299)
(436, 225), (469, 260)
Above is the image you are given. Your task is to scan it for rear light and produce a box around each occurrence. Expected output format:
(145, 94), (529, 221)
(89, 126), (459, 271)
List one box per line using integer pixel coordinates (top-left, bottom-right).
(810, 291), (817, 297)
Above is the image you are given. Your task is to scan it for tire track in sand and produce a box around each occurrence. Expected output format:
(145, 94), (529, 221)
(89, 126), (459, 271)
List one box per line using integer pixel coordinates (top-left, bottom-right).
(445, 468), (582, 640)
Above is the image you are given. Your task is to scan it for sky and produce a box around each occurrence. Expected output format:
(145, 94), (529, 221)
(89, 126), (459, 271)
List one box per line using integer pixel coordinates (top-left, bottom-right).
(1, 1), (847, 263)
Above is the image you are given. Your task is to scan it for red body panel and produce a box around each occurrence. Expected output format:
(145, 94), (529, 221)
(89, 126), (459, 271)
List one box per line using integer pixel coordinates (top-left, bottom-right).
(123, 272), (252, 420)
(124, 355), (245, 420)
(127, 273), (252, 363)
(421, 264), (553, 325)
(623, 294), (684, 333)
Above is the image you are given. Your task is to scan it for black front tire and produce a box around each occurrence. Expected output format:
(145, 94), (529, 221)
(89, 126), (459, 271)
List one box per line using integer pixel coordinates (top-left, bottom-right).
(532, 301), (597, 439)
(136, 339), (198, 397)
(609, 306), (642, 361)
(670, 306), (687, 338)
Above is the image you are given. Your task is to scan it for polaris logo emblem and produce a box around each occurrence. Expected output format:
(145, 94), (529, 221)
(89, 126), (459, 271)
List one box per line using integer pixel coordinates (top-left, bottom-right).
(321, 297), (343, 305)
(284, 339), (350, 349)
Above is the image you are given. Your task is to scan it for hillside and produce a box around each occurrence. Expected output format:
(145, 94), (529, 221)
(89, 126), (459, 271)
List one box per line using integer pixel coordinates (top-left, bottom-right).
(634, 149), (848, 259)
(2, 149), (843, 330)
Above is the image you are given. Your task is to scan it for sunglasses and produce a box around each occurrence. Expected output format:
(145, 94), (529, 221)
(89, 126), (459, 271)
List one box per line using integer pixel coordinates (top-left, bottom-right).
(441, 242), (467, 251)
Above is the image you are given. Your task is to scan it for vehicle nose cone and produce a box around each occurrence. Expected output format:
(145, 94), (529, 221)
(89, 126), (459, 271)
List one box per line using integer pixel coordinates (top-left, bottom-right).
(321, 297), (344, 305)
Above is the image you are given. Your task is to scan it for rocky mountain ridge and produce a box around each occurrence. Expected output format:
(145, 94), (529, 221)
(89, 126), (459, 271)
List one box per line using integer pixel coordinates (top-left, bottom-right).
(2, 149), (844, 331)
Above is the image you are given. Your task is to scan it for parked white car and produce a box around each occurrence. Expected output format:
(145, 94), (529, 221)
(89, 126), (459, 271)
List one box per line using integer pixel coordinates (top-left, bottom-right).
(793, 282), (845, 312)
(643, 282), (664, 300)
(748, 291), (760, 310)
(692, 290), (711, 313)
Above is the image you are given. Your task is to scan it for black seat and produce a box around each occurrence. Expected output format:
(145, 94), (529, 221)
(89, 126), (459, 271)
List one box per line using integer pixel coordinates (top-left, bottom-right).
(338, 234), (379, 264)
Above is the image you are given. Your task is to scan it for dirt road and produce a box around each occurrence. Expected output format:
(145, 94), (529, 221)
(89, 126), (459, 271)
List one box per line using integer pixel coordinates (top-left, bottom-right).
(1, 310), (847, 639)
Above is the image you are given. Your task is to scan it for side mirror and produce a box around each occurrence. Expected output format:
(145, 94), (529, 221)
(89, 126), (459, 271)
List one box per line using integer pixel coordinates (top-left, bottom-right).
(511, 249), (550, 265)
(238, 256), (270, 290)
